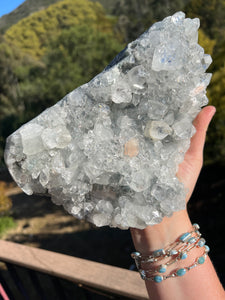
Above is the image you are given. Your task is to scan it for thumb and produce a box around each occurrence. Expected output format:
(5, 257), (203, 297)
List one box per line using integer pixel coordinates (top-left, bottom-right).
(187, 106), (216, 160)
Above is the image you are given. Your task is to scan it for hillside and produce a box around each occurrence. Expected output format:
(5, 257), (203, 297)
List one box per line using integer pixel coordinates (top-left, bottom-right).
(4, 0), (118, 58)
(0, 0), (115, 34)
(0, 0), (62, 33)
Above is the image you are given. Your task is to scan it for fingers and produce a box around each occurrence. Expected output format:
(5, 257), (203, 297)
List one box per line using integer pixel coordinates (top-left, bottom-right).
(187, 106), (216, 160)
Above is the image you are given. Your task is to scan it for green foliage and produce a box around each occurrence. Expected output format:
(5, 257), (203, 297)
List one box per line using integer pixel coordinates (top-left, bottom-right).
(0, 37), (41, 163)
(185, 0), (225, 40)
(0, 181), (15, 236)
(0, 0), (123, 165)
(0, 41), (21, 160)
(183, 1), (225, 164)
(112, 0), (188, 42)
(43, 24), (122, 98)
(0, 0), (62, 33)
(198, 29), (216, 56)
(13, 24), (123, 121)
(5, 0), (117, 58)
(0, 216), (16, 237)
(205, 64), (225, 163)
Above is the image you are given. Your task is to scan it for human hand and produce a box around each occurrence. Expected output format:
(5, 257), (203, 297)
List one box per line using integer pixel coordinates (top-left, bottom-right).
(130, 106), (216, 252)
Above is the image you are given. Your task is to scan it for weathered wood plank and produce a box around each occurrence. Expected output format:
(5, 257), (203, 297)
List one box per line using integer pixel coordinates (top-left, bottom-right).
(0, 240), (148, 300)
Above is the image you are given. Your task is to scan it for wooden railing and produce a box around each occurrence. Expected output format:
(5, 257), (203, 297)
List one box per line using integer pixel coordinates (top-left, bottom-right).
(0, 240), (148, 299)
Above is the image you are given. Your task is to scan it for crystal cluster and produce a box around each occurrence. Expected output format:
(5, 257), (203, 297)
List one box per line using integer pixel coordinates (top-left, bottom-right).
(4, 12), (212, 229)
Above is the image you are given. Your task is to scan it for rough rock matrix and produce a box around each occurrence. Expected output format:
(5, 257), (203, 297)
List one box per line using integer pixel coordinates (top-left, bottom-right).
(4, 12), (212, 229)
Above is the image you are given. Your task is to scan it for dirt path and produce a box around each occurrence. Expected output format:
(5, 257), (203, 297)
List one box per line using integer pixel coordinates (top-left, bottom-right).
(2, 188), (91, 248)
(1, 179), (133, 269)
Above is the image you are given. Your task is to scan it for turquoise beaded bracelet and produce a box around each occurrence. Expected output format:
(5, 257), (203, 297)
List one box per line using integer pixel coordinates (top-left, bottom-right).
(131, 223), (202, 266)
(141, 245), (209, 282)
(131, 223), (210, 283)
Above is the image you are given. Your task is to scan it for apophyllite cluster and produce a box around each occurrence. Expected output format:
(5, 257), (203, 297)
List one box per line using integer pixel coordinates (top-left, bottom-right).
(5, 12), (212, 229)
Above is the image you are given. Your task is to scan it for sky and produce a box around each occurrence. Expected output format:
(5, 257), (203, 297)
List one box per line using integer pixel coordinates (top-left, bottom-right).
(0, 0), (25, 18)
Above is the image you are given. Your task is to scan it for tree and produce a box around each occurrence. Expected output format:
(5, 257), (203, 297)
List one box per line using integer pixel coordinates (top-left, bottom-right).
(5, 0), (118, 59)
(16, 24), (123, 115)
(113, 0), (188, 42)
(185, 0), (225, 40)
(206, 63), (225, 163)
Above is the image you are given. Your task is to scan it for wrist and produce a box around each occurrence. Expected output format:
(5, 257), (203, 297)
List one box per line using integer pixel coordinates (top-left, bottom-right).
(130, 210), (192, 254)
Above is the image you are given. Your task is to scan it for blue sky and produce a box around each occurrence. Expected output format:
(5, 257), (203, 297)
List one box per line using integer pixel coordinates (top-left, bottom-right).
(0, 0), (25, 18)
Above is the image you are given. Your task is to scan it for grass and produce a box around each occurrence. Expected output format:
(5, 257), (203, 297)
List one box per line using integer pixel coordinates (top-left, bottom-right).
(0, 216), (16, 237)
(0, 181), (16, 236)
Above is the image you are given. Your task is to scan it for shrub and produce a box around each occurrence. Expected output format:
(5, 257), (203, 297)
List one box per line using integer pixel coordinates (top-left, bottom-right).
(0, 216), (16, 237)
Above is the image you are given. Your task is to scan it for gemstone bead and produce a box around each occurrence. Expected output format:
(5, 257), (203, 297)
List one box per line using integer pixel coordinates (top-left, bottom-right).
(198, 256), (205, 264)
(179, 232), (191, 242)
(188, 237), (196, 244)
(146, 258), (155, 263)
(204, 245), (210, 252)
(158, 265), (167, 273)
(140, 270), (146, 279)
(188, 263), (197, 270)
(180, 252), (188, 260)
(193, 223), (200, 230)
(168, 249), (178, 256)
(176, 268), (186, 276)
(196, 230), (201, 236)
(154, 275), (163, 283)
(197, 238), (206, 247)
(153, 248), (165, 257)
(131, 251), (141, 258)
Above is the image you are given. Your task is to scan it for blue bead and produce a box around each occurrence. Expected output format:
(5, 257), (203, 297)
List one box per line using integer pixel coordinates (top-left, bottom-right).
(198, 256), (205, 264)
(154, 275), (163, 283)
(197, 238), (206, 247)
(140, 270), (146, 279)
(169, 249), (178, 256)
(158, 265), (167, 273)
(179, 232), (191, 242)
(180, 252), (188, 260)
(131, 251), (141, 258)
(176, 268), (186, 276)
(204, 245), (210, 252)
(188, 237), (196, 244)
(153, 248), (165, 257)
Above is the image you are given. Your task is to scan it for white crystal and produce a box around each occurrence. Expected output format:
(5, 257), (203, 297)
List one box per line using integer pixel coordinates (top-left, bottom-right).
(20, 124), (44, 155)
(152, 40), (185, 71)
(4, 12), (212, 229)
(41, 126), (71, 149)
(145, 120), (172, 140)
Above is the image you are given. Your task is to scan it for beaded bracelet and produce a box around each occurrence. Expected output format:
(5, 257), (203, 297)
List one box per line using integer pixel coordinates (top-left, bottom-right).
(142, 236), (204, 275)
(132, 223), (202, 265)
(140, 245), (209, 282)
(131, 223), (210, 283)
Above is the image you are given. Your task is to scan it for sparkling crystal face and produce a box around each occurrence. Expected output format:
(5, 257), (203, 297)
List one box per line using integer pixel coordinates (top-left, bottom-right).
(4, 12), (212, 229)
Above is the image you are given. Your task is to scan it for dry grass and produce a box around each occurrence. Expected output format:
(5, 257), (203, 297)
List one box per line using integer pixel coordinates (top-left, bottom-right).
(0, 181), (13, 214)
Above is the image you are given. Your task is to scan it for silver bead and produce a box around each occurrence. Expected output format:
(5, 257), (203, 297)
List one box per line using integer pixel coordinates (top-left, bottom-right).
(153, 248), (165, 257)
(193, 223), (200, 230)
(168, 249), (178, 256)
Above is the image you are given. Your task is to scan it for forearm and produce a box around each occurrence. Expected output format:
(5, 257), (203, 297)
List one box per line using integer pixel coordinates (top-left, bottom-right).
(130, 210), (225, 300)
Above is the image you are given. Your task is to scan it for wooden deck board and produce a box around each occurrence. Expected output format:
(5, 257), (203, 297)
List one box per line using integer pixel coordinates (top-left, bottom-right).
(0, 240), (148, 299)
